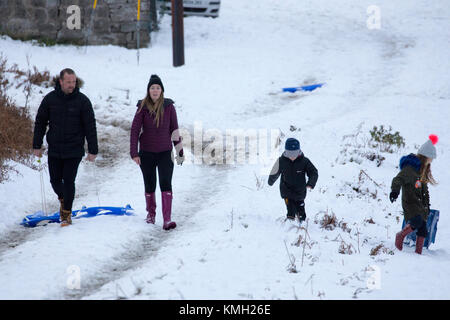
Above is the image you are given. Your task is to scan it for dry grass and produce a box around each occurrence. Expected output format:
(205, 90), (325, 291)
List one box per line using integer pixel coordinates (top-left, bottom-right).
(319, 211), (338, 231)
(370, 244), (394, 256)
(365, 218), (376, 224)
(316, 209), (351, 233)
(6, 61), (51, 89)
(0, 54), (35, 183)
(338, 240), (355, 255)
(28, 66), (51, 87)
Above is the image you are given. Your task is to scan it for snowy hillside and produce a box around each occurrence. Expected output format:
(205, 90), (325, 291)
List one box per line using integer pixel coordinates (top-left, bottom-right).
(1, 0), (449, 300)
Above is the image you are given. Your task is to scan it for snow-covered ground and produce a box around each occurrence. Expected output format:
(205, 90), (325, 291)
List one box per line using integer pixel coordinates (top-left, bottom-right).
(1, 0), (449, 299)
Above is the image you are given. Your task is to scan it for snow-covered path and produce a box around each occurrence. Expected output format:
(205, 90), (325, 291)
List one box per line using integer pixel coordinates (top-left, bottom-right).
(1, 0), (450, 299)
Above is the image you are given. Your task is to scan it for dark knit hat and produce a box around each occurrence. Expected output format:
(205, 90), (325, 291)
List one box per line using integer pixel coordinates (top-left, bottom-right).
(147, 74), (164, 92)
(283, 138), (302, 159)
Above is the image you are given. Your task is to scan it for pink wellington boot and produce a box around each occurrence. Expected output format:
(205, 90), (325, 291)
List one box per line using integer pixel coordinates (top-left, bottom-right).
(161, 191), (176, 230)
(145, 192), (156, 224)
(415, 236), (425, 254)
(395, 224), (414, 251)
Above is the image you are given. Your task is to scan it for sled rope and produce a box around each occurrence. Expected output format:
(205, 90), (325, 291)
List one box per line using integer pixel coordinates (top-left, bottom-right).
(38, 159), (49, 216)
(93, 161), (101, 207)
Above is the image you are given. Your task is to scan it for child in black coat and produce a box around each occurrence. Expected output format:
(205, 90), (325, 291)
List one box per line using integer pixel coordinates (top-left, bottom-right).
(268, 138), (318, 222)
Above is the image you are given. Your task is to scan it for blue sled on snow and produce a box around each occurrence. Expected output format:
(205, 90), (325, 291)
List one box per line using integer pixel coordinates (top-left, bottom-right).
(401, 209), (439, 249)
(282, 83), (325, 93)
(21, 205), (135, 228)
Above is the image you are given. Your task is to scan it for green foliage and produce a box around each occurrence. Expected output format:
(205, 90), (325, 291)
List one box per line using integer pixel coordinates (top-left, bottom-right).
(369, 125), (405, 153)
(337, 123), (405, 167)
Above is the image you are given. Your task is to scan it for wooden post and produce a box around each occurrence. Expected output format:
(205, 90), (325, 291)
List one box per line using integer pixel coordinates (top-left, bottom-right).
(171, 0), (185, 67)
(149, 0), (158, 32)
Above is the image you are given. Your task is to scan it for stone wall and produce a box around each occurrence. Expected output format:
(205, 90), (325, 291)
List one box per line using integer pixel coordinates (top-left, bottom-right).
(0, 0), (155, 48)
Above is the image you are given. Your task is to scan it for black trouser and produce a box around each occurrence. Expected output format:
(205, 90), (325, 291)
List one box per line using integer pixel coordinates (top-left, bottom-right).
(408, 215), (428, 238)
(48, 156), (82, 211)
(139, 150), (174, 193)
(284, 198), (306, 220)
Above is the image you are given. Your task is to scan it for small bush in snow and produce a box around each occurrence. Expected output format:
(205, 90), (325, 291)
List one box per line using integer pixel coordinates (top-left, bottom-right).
(337, 123), (386, 167)
(370, 244), (394, 256)
(364, 218), (376, 224)
(318, 211), (337, 230)
(345, 170), (381, 200)
(339, 240), (355, 255)
(337, 123), (405, 167)
(316, 210), (351, 233)
(5, 58), (51, 89)
(369, 125), (405, 153)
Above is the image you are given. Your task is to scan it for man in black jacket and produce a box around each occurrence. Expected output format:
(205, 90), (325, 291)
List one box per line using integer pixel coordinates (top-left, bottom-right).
(33, 68), (98, 227)
(268, 138), (318, 222)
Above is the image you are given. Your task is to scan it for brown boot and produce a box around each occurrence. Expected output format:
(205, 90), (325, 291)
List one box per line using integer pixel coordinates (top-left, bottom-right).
(60, 209), (72, 227)
(415, 236), (425, 254)
(395, 224), (414, 251)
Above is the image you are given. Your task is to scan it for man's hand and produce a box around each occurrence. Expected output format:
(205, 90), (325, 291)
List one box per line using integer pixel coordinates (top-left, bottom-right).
(86, 153), (97, 162)
(306, 186), (313, 191)
(33, 149), (43, 158)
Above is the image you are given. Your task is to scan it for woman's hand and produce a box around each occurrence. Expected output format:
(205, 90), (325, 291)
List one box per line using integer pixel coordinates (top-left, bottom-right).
(176, 154), (184, 166)
(133, 157), (141, 166)
(175, 149), (184, 166)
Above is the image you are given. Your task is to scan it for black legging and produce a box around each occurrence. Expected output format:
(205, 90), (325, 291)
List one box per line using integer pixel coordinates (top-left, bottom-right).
(48, 156), (82, 211)
(139, 150), (174, 193)
(408, 215), (428, 238)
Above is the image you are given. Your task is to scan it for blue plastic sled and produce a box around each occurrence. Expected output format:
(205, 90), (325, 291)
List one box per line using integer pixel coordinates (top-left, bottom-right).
(21, 205), (135, 228)
(401, 209), (439, 249)
(282, 83), (325, 93)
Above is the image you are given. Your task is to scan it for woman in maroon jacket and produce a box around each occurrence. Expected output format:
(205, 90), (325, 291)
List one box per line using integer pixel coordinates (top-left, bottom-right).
(130, 75), (184, 230)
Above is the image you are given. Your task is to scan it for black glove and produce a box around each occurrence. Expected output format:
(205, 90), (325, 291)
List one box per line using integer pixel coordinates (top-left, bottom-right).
(175, 149), (184, 166)
(389, 191), (399, 203)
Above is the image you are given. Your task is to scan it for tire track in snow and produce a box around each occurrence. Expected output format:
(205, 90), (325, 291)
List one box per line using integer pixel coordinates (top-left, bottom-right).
(234, 10), (415, 125)
(0, 226), (37, 258)
(61, 164), (229, 300)
(56, 116), (231, 299)
(0, 121), (130, 258)
(0, 99), (231, 299)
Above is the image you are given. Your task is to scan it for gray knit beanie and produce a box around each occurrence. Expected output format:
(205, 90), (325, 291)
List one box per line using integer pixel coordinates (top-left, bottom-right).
(417, 134), (438, 159)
